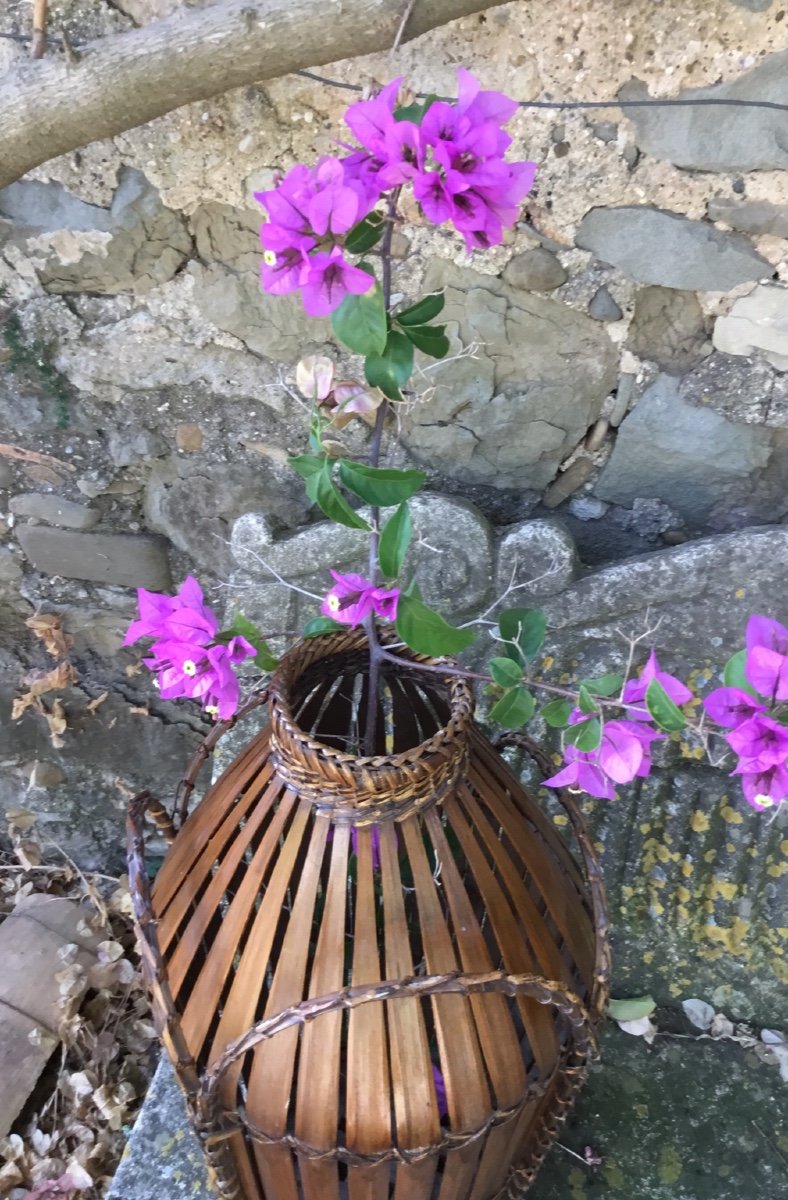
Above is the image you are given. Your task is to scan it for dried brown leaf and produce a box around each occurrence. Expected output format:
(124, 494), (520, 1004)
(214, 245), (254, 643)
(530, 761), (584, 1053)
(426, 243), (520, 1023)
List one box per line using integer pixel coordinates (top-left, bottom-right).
(85, 692), (108, 714)
(25, 614), (72, 660)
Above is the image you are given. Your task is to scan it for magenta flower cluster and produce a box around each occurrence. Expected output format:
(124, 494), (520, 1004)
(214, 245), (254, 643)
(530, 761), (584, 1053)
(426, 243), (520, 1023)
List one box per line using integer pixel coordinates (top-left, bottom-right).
(544, 651), (691, 800)
(703, 615), (788, 811)
(124, 577), (256, 720)
(321, 570), (400, 627)
(256, 70), (536, 316)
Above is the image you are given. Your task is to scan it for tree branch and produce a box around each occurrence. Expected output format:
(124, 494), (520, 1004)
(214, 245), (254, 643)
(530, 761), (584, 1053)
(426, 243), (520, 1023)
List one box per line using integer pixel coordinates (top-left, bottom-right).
(0, 0), (509, 190)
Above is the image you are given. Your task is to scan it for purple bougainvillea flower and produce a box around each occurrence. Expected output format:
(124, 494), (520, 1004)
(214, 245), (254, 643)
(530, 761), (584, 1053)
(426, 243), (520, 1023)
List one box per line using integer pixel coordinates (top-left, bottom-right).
(413, 170), (457, 225)
(703, 686), (765, 728)
(321, 571), (400, 626)
(543, 755), (617, 801)
(307, 157), (363, 237)
(124, 576), (217, 647)
(598, 721), (645, 785)
(745, 614), (788, 701)
(455, 67), (520, 129)
(300, 248), (375, 317)
(432, 1065), (448, 1119)
(254, 164), (314, 233)
(622, 649), (692, 721)
(730, 759), (788, 811)
(726, 713), (788, 769)
(344, 76), (403, 150)
(260, 228), (313, 296)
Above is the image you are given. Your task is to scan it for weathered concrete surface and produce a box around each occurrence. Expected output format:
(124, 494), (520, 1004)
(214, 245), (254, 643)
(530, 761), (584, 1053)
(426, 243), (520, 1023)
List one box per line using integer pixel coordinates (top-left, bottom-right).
(108, 1028), (788, 1200)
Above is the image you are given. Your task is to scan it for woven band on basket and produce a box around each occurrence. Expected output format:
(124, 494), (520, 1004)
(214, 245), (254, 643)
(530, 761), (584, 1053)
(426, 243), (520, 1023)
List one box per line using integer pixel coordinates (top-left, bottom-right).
(267, 628), (475, 823)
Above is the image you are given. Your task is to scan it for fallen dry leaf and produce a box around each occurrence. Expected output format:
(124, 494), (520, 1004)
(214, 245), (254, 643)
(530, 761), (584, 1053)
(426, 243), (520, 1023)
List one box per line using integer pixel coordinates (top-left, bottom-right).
(13, 665), (76, 719)
(25, 614), (73, 660)
(85, 694), (108, 715)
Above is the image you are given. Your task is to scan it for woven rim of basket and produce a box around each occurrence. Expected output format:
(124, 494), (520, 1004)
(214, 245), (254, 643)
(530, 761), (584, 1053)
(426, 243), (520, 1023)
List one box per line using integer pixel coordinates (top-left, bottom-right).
(266, 627), (475, 821)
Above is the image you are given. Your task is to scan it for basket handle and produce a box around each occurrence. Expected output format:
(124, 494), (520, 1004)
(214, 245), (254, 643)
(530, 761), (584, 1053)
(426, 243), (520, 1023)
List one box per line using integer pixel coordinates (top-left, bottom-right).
(197, 970), (596, 1126)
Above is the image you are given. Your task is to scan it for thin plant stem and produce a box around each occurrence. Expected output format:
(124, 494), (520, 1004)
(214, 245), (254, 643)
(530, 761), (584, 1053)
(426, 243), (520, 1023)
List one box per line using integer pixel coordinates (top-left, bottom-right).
(363, 187), (400, 754)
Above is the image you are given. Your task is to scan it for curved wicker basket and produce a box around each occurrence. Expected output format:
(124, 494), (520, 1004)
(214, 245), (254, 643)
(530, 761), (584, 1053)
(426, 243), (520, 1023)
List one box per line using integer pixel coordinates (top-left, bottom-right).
(128, 630), (610, 1200)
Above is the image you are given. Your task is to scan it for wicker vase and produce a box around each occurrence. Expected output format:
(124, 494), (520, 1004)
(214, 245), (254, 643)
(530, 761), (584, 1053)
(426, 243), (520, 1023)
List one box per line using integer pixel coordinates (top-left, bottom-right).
(128, 630), (610, 1200)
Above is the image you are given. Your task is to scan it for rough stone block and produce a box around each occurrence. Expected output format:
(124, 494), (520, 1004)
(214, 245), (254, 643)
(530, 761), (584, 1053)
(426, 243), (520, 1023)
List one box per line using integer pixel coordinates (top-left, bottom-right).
(9, 493), (99, 530)
(713, 284), (788, 372)
(16, 526), (171, 589)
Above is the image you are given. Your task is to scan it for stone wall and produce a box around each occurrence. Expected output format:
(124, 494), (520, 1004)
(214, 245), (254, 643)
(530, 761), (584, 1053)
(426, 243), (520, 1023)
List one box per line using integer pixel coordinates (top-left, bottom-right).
(0, 0), (787, 886)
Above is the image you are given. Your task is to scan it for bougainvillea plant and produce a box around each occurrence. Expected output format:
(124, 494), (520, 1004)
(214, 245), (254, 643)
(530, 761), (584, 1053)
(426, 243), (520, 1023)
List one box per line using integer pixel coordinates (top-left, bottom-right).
(124, 72), (787, 816)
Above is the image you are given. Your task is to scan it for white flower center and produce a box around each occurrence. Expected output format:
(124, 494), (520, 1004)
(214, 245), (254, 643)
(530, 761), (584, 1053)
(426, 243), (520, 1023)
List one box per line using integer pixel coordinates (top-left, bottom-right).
(183, 659), (197, 676)
(753, 793), (774, 808)
(263, 250), (277, 266)
(327, 593), (341, 613)
(205, 704), (219, 715)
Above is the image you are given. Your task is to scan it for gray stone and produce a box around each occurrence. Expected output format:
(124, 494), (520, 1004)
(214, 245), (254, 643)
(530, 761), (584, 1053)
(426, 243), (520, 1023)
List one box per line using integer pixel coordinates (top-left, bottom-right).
(679, 352), (788, 428)
(495, 519), (578, 600)
(611, 496), (682, 538)
(190, 201), (261, 273)
(9, 493), (99, 530)
(106, 1059), (217, 1200)
(627, 286), (708, 373)
(230, 494), (495, 638)
(399, 260), (618, 490)
(16, 526), (171, 589)
(713, 284), (788, 371)
(0, 547), (22, 582)
(727, 0), (773, 7)
(0, 460), (14, 488)
(619, 50), (788, 171)
(144, 460), (307, 576)
(567, 495), (608, 520)
(533, 1028), (787, 1199)
(1, 169), (192, 295)
(576, 207), (771, 292)
(588, 285), (623, 322)
(589, 120), (618, 143)
(708, 195), (788, 239)
(542, 458), (595, 508)
(595, 375), (772, 522)
(108, 427), (169, 467)
(503, 247), (568, 292)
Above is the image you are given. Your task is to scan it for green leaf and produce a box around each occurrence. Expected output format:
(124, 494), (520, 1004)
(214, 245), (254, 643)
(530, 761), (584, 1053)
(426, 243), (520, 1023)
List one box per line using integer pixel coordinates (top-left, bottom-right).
(582, 673), (624, 698)
(608, 995), (656, 1021)
(395, 594), (476, 657)
(541, 699), (573, 728)
(402, 323), (450, 359)
(393, 94), (437, 123)
(645, 678), (686, 732)
(397, 292), (445, 326)
(331, 282), (387, 357)
(723, 648), (760, 698)
(490, 685), (535, 729)
(227, 613), (279, 672)
(289, 453), (325, 482)
(338, 462), (425, 507)
(498, 607), (547, 662)
(578, 684), (599, 715)
(311, 464), (370, 530)
(344, 212), (385, 255)
(303, 616), (343, 638)
(564, 717), (602, 752)
(489, 657), (524, 688)
(379, 502), (412, 580)
(364, 330), (414, 401)
(404, 577), (423, 600)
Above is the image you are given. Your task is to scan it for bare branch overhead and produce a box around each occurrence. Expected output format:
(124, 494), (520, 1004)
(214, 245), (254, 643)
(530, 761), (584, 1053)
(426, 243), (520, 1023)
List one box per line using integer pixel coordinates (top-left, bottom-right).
(0, 0), (510, 190)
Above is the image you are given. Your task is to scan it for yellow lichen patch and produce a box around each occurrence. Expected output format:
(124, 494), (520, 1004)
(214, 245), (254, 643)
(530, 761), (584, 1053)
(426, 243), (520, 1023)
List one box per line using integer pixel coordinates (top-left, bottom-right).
(658, 1146), (682, 1186)
(541, 656), (555, 670)
(781, 839), (788, 857)
(656, 844), (672, 863)
(725, 842), (736, 854)
(642, 950), (654, 964)
(669, 981), (682, 997)
(559, 672), (571, 685)
(676, 885), (691, 904)
(721, 805), (743, 825)
(553, 813), (568, 827)
(704, 849), (717, 863)
(690, 810), (710, 833)
(702, 917), (750, 954)
(639, 822), (651, 834)
(707, 877), (738, 902)
(680, 860), (694, 877)
(677, 906), (691, 923)
(735, 588), (745, 599)
(622, 885), (634, 900)
(767, 862), (788, 878)
(603, 1161), (626, 1190)
(568, 1166), (588, 1199)
(651, 900), (665, 916)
